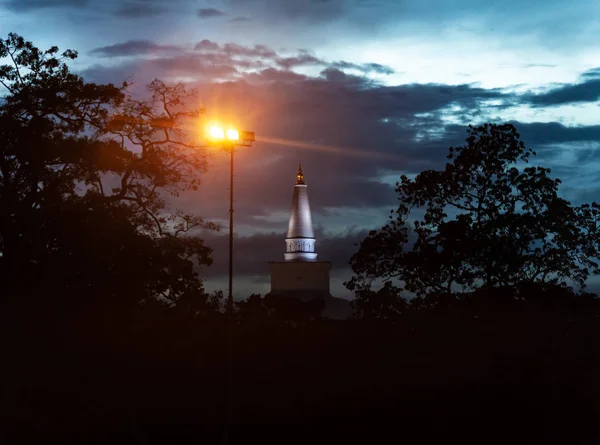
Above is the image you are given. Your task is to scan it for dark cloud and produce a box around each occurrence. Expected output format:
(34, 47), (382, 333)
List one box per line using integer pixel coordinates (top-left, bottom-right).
(2, 0), (87, 11)
(582, 67), (600, 79)
(87, 39), (394, 89)
(198, 72), (510, 173)
(115, 3), (165, 18)
(230, 0), (346, 22)
(223, 43), (276, 58)
(184, 51), (267, 70)
(150, 55), (240, 78)
(197, 7), (227, 18)
(274, 55), (395, 75)
(332, 61), (395, 75)
(89, 40), (181, 57)
(85, 40), (283, 83)
(359, 62), (395, 76)
(568, 185), (600, 206)
(194, 39), (220, 51)
(276, 54), (322, 69)
(318, 67), (381, 89)
(245, 68), (308, 83)
(526, 68), (600, 106)
(507, 121), (600, 147)
(3, 0), (178, 16)
(80, 62), (142, 86)
(82, 48), (600, 260)
(155, 77), (513, 245)
(229, 16), (251, 22)
(80, 55), (240, 86)
(194, 40), (277, 58)
(187, 76), (600, 230)
(430, 121), (600, 163)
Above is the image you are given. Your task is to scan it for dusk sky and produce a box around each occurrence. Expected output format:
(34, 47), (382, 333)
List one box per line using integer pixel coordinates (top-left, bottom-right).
(3, 0), (600, 298)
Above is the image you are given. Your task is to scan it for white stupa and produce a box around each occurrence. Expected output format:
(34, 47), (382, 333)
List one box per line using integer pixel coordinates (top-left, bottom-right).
(268, 164), (332, 300)
(284, 164), (317, 261)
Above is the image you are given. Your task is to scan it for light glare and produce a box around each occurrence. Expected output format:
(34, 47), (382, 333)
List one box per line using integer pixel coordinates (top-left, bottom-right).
(226, 129), (240, 140)
(209, 125), (225, 139)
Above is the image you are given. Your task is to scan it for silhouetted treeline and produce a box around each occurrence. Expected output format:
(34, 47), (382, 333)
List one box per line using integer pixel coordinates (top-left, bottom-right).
(1, 288), (599, 444)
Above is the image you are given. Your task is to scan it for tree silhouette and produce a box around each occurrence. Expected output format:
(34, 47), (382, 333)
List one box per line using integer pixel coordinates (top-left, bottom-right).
(0, 33), (217, 317)
(347, 123), (600, 305)
(350, 281), (406, 321)
(234, 293), (327, 327)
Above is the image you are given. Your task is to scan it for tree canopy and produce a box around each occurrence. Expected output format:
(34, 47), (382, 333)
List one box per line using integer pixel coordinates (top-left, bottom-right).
(0, 33), (218, 316)
(347, 123), (600, 307)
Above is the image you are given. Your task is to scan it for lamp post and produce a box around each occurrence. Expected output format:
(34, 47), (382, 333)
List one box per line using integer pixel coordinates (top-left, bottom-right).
(207, 125), (255, 315)
(207, 124), (255, 445)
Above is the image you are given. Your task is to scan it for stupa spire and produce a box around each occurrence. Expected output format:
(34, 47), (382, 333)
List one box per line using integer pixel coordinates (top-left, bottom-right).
(284, 163), (317, 261)
(295, 163), (305, 185)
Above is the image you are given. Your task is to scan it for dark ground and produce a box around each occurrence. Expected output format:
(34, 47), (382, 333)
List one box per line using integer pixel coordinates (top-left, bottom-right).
(1, 301), (599, 445)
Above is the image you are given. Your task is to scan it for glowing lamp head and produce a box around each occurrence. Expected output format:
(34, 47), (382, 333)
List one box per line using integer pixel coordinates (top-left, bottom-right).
(226, 129), (239, 141)
(208, 125), (225, 139)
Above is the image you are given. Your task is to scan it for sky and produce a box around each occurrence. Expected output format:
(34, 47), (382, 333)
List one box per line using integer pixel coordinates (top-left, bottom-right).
(2, 0), (600, 298)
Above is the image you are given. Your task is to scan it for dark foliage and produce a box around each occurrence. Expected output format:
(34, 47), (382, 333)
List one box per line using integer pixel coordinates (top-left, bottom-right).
(2, 289), (600, 444)
(347, 123), (600, 309)
(0, 33), (218, 322)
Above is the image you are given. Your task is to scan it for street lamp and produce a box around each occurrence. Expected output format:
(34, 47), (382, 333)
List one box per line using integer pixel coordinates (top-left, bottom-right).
(206, 124), (255, 315)
(206, 123), (254, 445)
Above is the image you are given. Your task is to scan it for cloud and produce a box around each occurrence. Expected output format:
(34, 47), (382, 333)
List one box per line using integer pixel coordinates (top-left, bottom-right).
(332, 61), (395, 75)
(2, 0), (87, 11)
(149, 74), (519, 254)
(194, 39), (220, 51)
(80, 56), (240, 87)
(427, 121), (600, 166)
(245, 68), (308, 83)
(229, 0), (346, 23)
(194, 39), (276, 58)
(523, 64), (557, 69)
(83, 50), (516, 186)
(197, 7), (227, 18)
(90, 40), (181, 57)
(526, 75), (600, 107)
(86, 38), (395, 89)
(506, 121), (600, 147)
(193, 41), (395, 74)
(276, 54), (322, 69)
(274, 53), (395, 75)
(82, 44), (600, 223)
(229, 16), (251, 22)
(221, 42), (275, 59)
(115, 4), (166, 18)
(582, 67), (600, 79)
